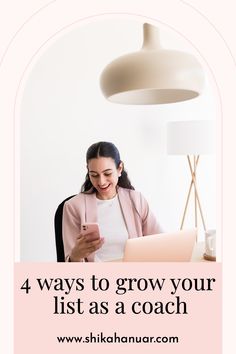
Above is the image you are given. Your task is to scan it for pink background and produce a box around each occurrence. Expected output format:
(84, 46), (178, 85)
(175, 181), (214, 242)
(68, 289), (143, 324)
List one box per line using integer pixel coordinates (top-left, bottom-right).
(1, 1), (236, 353)
(15, 263), (221, 354)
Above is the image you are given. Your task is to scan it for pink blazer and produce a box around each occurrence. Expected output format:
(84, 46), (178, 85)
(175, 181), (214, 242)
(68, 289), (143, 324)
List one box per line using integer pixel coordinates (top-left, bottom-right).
(62, 187), (162, 262)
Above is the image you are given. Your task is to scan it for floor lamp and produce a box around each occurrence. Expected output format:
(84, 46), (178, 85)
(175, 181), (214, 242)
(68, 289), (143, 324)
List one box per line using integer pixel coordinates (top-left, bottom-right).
(167, 120), (214, 235)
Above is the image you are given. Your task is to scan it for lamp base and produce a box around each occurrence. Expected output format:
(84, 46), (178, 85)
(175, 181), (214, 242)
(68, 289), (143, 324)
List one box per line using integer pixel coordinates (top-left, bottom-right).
(203, 253), (216, 262)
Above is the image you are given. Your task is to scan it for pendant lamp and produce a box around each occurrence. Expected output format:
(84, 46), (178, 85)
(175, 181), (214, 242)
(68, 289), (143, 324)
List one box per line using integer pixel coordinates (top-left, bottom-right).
(100, 23), (205, 104)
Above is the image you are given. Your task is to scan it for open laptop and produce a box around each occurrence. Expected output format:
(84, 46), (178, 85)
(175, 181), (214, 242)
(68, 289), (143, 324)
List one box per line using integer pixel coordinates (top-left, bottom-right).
(122, 229), (197, 262)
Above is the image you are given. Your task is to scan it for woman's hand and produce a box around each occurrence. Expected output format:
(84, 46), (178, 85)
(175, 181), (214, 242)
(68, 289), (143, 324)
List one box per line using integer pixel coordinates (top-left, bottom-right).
(69, 233), (104, 262)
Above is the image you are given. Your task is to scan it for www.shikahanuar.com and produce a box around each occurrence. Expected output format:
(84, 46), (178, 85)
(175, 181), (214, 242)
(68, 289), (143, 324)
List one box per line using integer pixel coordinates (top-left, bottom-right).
(57, 332), (179, 344)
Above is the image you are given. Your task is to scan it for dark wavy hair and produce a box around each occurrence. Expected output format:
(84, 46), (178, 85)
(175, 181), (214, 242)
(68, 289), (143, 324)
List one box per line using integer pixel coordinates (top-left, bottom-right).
(81, 141), (135, 193)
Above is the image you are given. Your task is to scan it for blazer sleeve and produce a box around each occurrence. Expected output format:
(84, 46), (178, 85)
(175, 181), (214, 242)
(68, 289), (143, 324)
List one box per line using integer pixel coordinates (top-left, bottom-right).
(139, 193), (163, 236)
(62, 201), (81, 261)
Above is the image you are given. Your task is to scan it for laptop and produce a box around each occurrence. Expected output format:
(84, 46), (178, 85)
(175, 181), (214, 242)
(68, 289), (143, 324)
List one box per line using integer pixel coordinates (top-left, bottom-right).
(122, 229), (197, 262)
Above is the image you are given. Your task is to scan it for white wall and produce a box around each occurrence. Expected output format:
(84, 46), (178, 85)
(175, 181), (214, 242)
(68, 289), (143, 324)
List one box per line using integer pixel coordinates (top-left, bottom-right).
(20, 19), (217, 261)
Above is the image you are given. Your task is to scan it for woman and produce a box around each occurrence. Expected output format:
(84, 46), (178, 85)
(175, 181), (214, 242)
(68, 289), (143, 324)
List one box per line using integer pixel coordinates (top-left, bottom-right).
(62, 141), (162, 262)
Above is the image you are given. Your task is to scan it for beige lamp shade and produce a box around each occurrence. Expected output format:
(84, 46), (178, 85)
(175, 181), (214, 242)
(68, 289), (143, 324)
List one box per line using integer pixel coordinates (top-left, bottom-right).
(100, 23), (205, 105)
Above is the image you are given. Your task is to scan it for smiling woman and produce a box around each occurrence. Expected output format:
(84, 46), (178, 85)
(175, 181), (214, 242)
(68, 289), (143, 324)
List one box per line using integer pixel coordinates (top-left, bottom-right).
(62, 141), (162, 262)
(87, 157), (122, 200)
(81, 141), (134, 197)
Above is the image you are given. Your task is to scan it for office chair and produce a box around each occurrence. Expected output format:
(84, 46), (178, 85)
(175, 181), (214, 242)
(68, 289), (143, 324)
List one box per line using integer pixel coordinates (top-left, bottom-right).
(54, 195), (76, 262)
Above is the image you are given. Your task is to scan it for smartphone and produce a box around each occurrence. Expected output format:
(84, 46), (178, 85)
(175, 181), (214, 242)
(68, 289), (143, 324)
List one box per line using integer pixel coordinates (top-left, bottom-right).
(81, 222), (101, 241)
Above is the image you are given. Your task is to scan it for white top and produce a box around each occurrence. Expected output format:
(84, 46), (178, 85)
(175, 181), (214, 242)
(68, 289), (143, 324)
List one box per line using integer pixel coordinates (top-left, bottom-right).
(94, 195), (129, 262)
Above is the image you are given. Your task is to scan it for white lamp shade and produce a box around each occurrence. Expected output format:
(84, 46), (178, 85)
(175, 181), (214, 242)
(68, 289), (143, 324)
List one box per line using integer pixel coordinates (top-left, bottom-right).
(167, 120), (215, 155)
(100, 24), (205, 105)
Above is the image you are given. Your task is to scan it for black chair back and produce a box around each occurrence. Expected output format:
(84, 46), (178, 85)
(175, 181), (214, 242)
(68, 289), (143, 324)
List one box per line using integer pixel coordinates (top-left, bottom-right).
(54, 195), (76, 262)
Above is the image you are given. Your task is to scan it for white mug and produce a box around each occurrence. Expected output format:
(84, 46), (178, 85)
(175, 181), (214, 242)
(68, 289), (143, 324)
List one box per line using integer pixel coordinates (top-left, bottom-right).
(205, 229), (216, 258)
